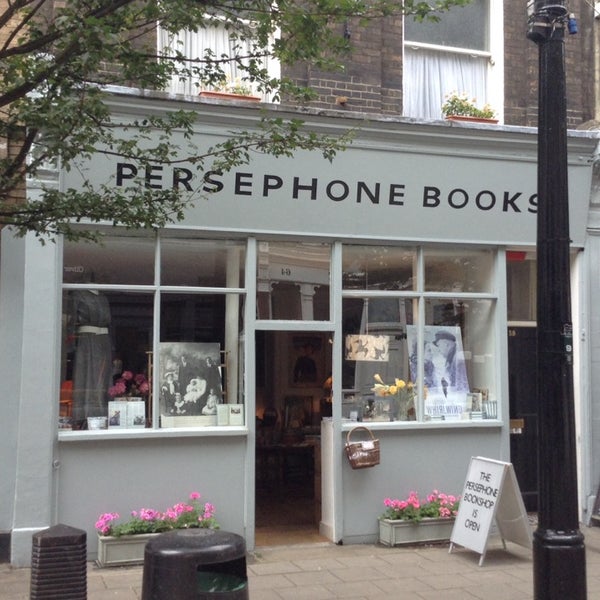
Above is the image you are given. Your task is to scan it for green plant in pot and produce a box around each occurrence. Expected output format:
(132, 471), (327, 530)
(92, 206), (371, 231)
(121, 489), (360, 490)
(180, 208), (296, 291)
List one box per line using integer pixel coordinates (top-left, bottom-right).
(442, 92), (496, 120)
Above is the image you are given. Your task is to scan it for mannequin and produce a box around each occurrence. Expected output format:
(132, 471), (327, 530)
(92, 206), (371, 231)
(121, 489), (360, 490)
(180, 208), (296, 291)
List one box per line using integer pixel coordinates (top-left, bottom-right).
(69, 289), (113, 425)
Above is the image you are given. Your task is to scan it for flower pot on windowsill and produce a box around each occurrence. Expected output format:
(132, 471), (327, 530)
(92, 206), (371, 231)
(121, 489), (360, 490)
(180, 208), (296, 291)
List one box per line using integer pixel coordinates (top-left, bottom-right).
(445, 115), (499, 124)
(199, 91), (261, 102)
(96, 532), (160, 567)
(378, 517), (455, 547)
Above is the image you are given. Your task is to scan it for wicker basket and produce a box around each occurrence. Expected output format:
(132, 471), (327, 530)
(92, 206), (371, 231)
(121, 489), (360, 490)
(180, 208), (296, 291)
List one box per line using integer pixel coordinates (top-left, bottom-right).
(345, 426), (380, 469)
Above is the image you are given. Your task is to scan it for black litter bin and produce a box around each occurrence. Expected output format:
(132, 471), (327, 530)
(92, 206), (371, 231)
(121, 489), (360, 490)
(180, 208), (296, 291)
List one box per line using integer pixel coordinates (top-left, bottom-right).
(141, 529), (248, 600)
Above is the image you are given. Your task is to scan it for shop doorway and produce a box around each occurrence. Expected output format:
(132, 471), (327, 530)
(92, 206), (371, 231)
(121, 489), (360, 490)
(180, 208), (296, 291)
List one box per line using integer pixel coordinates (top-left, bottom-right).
(254, 331), (331, 546)
(507, 325), (539, 512)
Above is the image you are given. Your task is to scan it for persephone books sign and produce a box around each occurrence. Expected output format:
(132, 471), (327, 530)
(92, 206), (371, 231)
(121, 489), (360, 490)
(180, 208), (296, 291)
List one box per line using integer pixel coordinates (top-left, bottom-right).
(61, 109), (594, 247)
(450, 456), (532, 565)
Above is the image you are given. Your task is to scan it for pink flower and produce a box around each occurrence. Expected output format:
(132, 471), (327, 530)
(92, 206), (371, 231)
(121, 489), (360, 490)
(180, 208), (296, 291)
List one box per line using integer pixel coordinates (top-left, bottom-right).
(94, 512), (119, 535)
(109, 371), (149, 397)
(135, 508), (160, 521)
(108, 380), (127, 397)
(190, 492), (201, 500)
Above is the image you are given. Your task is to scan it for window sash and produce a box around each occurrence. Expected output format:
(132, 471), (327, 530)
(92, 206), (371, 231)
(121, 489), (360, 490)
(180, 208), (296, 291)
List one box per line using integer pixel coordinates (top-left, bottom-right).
(403, 46), (488, 120)
(158, 24), (278, 101)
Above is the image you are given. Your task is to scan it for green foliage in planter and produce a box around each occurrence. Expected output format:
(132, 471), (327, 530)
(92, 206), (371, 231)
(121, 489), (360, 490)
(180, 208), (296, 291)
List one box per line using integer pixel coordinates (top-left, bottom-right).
(442, 92), (496, 119)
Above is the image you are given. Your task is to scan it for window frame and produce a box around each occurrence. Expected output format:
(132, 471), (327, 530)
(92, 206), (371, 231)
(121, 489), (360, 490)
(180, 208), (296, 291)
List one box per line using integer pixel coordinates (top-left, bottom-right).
(340, 244), (501, 426)
(59, 232), (249, 439)
(402, 0), (504, 121)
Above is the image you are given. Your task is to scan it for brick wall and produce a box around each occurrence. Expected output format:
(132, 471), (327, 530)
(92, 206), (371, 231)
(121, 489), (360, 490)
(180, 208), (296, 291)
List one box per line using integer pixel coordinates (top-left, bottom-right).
(503, 0), (595, 127)
(285, 0), (597, 126)
(283, 16), (403, 115)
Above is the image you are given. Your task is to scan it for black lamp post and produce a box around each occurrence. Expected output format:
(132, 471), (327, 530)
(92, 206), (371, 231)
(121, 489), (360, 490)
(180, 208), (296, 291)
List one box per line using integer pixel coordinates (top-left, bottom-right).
(526, 2), (586, 598)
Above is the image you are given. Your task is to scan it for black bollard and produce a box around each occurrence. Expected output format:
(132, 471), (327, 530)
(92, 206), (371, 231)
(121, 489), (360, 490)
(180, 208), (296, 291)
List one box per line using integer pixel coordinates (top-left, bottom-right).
(30, 524), (87, 600)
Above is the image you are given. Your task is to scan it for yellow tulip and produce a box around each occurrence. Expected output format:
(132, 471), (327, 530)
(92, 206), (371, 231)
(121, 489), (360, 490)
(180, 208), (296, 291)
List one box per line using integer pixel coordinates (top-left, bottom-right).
(374, 374), (384, 384)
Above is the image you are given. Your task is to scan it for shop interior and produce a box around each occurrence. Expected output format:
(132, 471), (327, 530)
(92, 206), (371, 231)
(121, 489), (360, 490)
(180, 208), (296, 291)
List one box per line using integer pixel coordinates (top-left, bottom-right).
(255, 331), (332, 546)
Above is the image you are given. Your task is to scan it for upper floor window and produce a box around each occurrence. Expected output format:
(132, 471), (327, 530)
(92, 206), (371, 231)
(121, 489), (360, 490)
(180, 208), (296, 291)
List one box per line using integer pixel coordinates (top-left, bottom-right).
(403, 0), (502, 120)
(158, 20), (279, 102)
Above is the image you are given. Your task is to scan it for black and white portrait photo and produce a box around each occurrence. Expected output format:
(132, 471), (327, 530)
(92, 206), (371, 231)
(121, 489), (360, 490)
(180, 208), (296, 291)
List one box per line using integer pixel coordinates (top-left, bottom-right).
(407, 325), (469, 419)
(159, 342), (223, 416)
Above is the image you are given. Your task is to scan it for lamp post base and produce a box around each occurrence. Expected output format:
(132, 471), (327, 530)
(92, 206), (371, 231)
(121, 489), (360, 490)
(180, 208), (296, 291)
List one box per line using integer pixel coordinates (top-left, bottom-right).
(533, 528), (586, 599)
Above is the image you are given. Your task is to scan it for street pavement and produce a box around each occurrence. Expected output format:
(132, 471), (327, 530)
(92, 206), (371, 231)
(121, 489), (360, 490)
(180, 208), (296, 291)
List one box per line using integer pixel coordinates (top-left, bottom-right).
(2, 524), (600, 599)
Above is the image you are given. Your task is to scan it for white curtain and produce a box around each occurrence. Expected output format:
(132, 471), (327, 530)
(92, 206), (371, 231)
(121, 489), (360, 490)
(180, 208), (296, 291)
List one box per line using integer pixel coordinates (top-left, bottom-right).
(158, 25), (277, 100)
(403, 47), (488, 120)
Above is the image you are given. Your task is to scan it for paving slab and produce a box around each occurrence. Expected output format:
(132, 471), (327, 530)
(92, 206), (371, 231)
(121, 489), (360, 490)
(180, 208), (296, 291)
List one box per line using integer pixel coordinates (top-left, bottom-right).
(1, 524), (600, 599)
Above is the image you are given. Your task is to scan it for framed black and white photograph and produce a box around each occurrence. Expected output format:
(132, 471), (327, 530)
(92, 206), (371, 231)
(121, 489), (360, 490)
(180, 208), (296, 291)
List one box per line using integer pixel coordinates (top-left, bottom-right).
(407, 325), (470, 418)
(108, 400), (128, 429)
(126, 400), (146, 428)
(158, 342), (223, 417)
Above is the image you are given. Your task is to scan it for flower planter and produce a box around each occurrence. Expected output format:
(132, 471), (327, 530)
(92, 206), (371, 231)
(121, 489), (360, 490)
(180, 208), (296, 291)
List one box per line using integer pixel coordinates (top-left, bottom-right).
(445, 115), (498, 124)
(200, 91), (261, 102)
(96, 533), (160, 567)
(378, 517), (455, 547)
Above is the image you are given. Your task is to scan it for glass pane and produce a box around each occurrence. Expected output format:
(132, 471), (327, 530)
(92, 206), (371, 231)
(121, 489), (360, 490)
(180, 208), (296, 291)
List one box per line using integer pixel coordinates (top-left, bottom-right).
(161, 237), (246, 287)
(424, 249), (494, 292)
(423, 298), (496, 420)
(404, 0), (489, 51)
(63, 235), (155, 285)
(343, 245), (416, 291)
(257, 241), (330, 320)
(158, 293), (243, 426)
(507, 255), (536, 321)
(342, 297), (416, 421)
(59, 290), (154, 430)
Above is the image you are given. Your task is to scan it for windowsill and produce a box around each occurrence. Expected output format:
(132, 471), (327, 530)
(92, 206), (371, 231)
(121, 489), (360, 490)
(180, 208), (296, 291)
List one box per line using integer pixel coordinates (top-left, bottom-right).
(340, 419), (502, 432)
(58, 426), (248, 441)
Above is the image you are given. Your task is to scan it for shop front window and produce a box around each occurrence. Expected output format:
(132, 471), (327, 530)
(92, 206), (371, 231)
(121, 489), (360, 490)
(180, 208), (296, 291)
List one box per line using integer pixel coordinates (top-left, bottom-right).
(60, 233), (246, 431)
(342, 244), (498, 423)
(158, 292), (244, 427)
(257, 241), (331, 320)
(424, 248), (495, 293)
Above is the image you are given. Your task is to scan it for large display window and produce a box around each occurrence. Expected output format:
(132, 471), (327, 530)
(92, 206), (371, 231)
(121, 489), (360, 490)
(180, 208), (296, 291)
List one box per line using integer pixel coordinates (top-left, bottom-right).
(342, 245), (498, 423)
(59, 234), (499, 430)
(60, 233), (246, 431)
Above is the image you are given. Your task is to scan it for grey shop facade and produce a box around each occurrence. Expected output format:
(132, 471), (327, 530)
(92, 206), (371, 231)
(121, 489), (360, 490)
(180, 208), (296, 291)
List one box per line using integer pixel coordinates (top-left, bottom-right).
(1, 90), (598, 566)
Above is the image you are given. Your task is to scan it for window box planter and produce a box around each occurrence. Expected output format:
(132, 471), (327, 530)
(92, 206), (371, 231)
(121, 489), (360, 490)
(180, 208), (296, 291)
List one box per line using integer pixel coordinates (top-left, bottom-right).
(445, 115), (498, 124)
(378, 518), (455, 547)
(199, 91), (261, 102)
(96, 533), (159, 567)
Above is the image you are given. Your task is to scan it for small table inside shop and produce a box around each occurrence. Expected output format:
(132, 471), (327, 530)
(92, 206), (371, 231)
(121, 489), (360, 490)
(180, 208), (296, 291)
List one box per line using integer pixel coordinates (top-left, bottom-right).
(256, 442), (315, 487)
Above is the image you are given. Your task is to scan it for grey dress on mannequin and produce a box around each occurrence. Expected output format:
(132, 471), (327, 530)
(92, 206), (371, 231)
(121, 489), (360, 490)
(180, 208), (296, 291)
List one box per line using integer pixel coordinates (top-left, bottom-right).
(70, 290), (113, 424)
